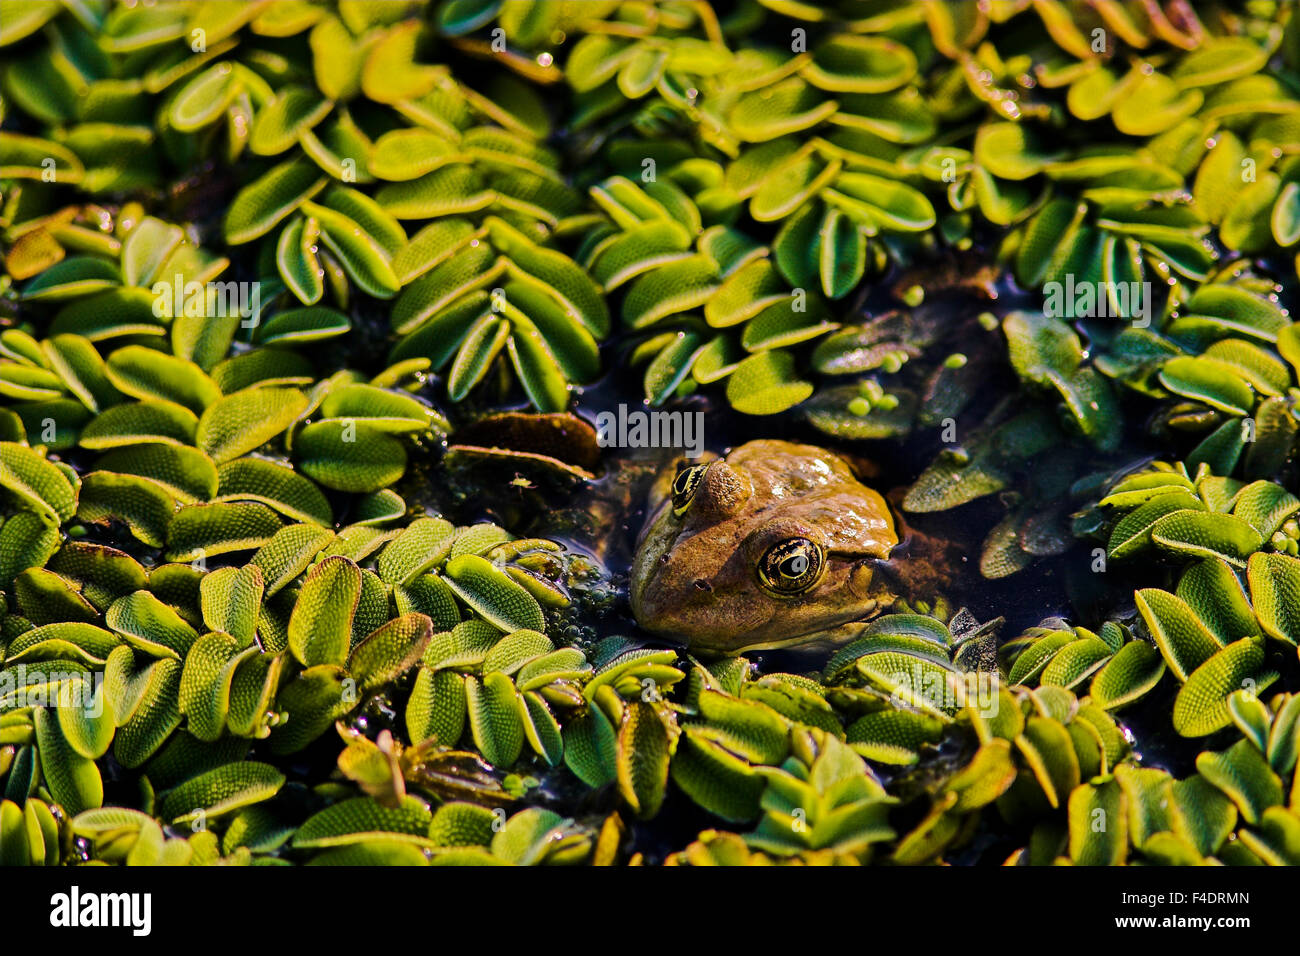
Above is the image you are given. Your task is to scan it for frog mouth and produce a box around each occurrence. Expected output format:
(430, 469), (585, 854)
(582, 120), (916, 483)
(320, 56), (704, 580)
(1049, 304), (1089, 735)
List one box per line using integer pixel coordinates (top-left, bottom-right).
(634, 580), (891, 651)
(686, 604), (887, 655)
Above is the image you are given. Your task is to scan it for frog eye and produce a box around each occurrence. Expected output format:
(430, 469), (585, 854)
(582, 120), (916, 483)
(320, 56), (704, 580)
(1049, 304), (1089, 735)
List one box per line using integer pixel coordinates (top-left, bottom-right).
(671, 464), (708, 516)
(757, 538), (825, 596)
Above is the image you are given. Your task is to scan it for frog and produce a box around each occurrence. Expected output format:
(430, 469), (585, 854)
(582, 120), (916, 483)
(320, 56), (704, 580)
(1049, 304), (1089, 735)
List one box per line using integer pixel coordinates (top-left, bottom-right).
(630, 439), (914, 655)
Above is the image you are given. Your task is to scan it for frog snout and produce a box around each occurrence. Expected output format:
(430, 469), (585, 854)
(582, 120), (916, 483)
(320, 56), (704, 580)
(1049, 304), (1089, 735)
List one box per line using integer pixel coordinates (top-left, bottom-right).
(632, 570), (719, 634)
(643, 576), (717, 611)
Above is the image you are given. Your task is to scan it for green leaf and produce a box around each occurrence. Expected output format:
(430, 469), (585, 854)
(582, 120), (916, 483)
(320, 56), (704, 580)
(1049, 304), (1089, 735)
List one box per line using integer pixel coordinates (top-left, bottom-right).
(159, 761), (285, 824)
(1232, 481), (1300, 538)
(644, 331), (704, 406)
(725, 351), (814, 415)
(616, 701), (670, 819)
(106, 590), (199, 659)
(730, 77), (838, 142)
(444, 554), (545, 632)
(623, 255), (719, 330)
(369, 128), (459, 181)
(170, 63), (240, 131)
(289, 556), (361, 667)
(827, 172), (936, 231)
(1271, 181), (1300, 247)
(361, 20), (441, 104)
(167, 501), (285, 562)
(805, 35), (916, 93)
(301, 200), (400, 299)
(377, 165), (494, 219)
(122, 218), (185, 288)
(1173, 638), (1266, 737)
(32, 707), (103, 818)
(670, 729), (763, 823)
(42, 334), (121, 414)
(216, 457), (332, 525)
(225, 159), (327, 244)
(975, 122), (1064, 180)
(200, 565), (264, 645)
(1108, 493), (1204, 560)
(178, 632), (257, 741)
(268, 664), (352, 754)
(294, 420), (408, 493)
(508, 314), (570, 412)
(1159, 356), (1255, 415)
(751, 152), (841, 222)
(482, 629), (552, 676)
(1247, 552), (1300, 646)
(1135, 588), (1223, 682)
(466, 672), (525, 768)
(81, 400), (199, 450)
(105, 345), (220, 413)
(377, 516), (456, 585)
(249, 86), (331, 156)
(276, 217), (324, 305)
(0, 442), (78, 522)
(1089, 640), (1166, 710)
(1177, 558), (1259, 645)
(562, 705), (618, 789)
(817, 208), (866, 299)
(407, 668), (467, 746)
(1068, 779), (1127, 865)
(197, 388), (309, 463)
(294, 795), (434, 849)
(113, 657), (183, 767)
(1196, 740), (1283, 825)
(1149, 511), (1264, 568)
(255, 306), (351, 346)
(22, 258), (119, 301)
(248, 522), (335, 595)
(348, 612), (433, 693)
(77, 472), (173, 547)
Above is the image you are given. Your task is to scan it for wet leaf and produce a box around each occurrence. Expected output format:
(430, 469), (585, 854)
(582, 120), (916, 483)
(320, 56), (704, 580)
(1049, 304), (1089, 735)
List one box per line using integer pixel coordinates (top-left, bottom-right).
(444, 554), (545, 633)
(1173, 638), (1267, 737)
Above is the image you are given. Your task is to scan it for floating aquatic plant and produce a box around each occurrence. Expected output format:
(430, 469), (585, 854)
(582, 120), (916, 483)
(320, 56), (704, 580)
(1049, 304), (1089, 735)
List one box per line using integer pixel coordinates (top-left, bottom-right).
(3, 0), (1300, 868)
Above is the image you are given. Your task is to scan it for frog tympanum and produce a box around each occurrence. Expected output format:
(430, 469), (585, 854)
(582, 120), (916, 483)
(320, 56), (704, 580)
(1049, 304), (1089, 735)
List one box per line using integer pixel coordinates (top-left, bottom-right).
(630, 440), (903, 655)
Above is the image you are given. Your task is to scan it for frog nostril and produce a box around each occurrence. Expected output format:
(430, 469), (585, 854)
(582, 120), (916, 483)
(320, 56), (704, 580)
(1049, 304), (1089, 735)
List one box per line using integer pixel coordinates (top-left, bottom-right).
(693, 579), (712, 592)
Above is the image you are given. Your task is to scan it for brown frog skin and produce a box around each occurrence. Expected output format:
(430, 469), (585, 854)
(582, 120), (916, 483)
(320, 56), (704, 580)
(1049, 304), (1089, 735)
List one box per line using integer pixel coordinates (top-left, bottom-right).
(630, 440), (901, 655)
